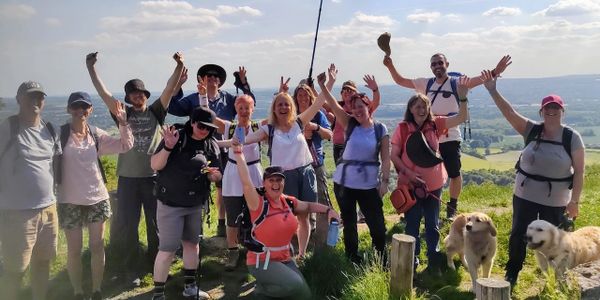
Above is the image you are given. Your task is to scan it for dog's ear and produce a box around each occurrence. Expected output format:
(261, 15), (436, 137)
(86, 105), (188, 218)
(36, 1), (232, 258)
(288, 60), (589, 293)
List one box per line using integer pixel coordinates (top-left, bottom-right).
(550, 224), (561, 248)
(488, 220), (497, 237)
(452, 214), (468, 232)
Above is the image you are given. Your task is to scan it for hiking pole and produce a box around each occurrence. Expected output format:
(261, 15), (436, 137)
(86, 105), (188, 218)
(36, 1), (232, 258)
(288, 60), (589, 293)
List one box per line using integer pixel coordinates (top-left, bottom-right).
(307, 0), (324, 87)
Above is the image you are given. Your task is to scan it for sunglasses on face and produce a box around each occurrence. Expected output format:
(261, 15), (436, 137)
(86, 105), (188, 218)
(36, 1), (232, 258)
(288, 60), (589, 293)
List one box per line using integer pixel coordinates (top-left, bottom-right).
(430, 61), (445, 67)
(341, 87), (354, 93)
(196, 123), (211, 130)
(206, 74), (219, 79)
(350, 93), (367, 101)
(69, 102), (91, 110)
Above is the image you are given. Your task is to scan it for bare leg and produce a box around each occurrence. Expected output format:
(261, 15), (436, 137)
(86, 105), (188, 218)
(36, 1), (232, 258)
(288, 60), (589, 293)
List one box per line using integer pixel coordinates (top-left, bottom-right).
(482, 258), (493, 278)
(182, 240), (199, 270)
(216, 187), (226, 221)
(296, 212), (310, 257)
(449, 175), (462, 200)
(30, 259), (51, 300)
(88, 221), (106, 292)
(64, 227), (84, 295)
(226, 226), (239, 248)
(153, 250), (175, 283)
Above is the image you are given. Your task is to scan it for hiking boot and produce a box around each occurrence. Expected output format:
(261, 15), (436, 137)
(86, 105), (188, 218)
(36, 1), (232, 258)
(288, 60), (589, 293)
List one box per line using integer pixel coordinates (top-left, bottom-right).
(216, 223), (226, 237)
(224, 248), (240, 271)
(182, 283), (210, 299)
(446, 201), (457, 220)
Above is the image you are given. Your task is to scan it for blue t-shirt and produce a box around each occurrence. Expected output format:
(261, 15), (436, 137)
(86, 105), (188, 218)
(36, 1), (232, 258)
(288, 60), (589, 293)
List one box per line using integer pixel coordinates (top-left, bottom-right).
(333, 123), (388, 189)
(309, 110), (331, 166)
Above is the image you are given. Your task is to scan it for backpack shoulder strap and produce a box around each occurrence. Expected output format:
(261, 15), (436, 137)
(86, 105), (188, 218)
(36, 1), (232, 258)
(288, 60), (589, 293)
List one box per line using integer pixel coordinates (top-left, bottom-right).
(525, 123), (544, 146)
(284, 197), (295, 215)
(562, 126), (574, 159)
(0, 115), (20, 163)
(425, 78), (435, 94)
(267, 124), (275, 162)
(228, 121), (238, 140)
(253, 196), (270, 227)
(251, 121), (260, 132)
(449, 77), (459, 105)
(373, 121), (385, 160)
(60, 124), (71, 150)
(87, 125), (107, 183)
(399, 121), (410, 155)
(344, 118), (358, 143)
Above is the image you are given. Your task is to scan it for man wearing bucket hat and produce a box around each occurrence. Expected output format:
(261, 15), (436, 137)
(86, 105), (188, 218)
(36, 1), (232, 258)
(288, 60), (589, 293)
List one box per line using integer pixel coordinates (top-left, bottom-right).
(384, 53), (512, 220)
(86, 51), (185, 275)
(0, 81), (61, 300)
(169, 64), (255, 237)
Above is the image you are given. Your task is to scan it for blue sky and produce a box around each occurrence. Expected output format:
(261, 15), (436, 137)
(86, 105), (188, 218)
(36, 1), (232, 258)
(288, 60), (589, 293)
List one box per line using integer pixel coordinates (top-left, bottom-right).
(1, 0), (600, 96)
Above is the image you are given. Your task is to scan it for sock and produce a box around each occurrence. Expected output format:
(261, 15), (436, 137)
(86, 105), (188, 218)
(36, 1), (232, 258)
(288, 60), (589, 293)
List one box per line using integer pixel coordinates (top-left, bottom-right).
(183, 268), (197, 285)
(218, 219), (226, 226)
(449, 198), (458, 207)
(153, 282), (165, 299)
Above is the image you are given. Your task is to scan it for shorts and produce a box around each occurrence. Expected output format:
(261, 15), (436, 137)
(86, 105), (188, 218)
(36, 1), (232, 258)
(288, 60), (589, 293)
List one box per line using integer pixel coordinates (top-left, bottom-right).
(223, 196), (245, 227)
(58, 200), (112, 230)
(157, 201), (203, 252)
(439, 141), (462, 178)
(283, 164), (317, 202)
(0, 204), (58, 273)
(215, 151), (228, 189)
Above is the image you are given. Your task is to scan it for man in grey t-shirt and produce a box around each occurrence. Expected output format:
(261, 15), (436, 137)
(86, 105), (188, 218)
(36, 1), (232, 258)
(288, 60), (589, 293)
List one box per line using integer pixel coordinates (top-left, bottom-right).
(0, 81), (61, 300)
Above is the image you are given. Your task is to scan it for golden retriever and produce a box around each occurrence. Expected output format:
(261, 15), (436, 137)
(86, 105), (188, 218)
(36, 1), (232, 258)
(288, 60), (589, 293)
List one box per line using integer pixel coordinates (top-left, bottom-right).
(526, 219), (600, 277)
(444, 212), (497, 289)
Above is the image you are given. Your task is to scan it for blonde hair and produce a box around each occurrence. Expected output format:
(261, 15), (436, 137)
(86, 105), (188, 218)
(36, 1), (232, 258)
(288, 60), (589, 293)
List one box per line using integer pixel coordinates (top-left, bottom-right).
(269, 93), (297, 126)
(404, 93), (434, 124)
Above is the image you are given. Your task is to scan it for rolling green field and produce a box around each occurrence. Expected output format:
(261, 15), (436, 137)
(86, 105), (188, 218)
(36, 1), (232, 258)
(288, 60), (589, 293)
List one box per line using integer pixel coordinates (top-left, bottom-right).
(462, 149), (600, 171)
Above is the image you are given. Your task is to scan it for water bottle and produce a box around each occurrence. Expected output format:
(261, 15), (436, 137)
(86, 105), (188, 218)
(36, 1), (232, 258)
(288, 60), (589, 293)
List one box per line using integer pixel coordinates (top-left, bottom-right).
(327, 219), (340, 247)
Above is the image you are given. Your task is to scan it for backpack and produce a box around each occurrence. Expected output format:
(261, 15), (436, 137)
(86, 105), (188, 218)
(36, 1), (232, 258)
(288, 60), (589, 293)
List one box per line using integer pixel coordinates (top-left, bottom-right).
(125, 105), (164, 127)
(266, 118), (304, 164)
(236, 188), (295, 267)
(426, 74), (471, 140)
(228, 121), (260, 142)
(515, 123), (574, 196)
(54, 124), (107, 185)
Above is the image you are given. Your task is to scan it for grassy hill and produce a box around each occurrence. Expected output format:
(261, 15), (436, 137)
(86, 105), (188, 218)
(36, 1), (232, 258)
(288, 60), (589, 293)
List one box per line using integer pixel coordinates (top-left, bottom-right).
(18, 151), (600, 299)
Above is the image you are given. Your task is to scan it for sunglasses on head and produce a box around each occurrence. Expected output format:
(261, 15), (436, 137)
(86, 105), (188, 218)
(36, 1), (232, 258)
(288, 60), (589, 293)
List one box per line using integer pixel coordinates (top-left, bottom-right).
(70, 102), (91, 110)
(430, 61), (445, 67)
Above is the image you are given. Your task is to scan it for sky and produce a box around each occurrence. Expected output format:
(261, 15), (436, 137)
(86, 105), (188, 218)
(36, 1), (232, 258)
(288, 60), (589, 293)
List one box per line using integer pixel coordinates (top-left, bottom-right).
(1, 0), (600, 96)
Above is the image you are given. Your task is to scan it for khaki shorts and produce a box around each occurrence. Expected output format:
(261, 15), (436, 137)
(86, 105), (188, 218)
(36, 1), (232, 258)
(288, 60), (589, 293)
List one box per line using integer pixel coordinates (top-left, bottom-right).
(58, 200), (112, 230)
(0, 204), (58, 273)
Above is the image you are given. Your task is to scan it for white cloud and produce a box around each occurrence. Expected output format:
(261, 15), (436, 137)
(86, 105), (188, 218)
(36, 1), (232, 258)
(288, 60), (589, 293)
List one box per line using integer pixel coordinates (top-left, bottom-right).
(445, 14), (462, 22)
(407, 11), (441, 23)
(482, 6), (522, 17)
(0, 4), (35, 20)
(535, 0), (600, 17)
(216, 5), (262, 16)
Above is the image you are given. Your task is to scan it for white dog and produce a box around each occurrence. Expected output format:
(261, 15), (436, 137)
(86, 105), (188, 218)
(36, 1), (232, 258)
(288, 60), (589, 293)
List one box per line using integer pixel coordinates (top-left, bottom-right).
(444, 212), (497, 289)
(526, 219), (600, 277)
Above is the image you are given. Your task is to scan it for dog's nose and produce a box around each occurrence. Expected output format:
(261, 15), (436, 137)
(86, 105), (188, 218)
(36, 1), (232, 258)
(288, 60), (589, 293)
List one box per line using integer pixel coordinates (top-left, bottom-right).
(526, 235), (532, 242)
(466, 225), (472, 231)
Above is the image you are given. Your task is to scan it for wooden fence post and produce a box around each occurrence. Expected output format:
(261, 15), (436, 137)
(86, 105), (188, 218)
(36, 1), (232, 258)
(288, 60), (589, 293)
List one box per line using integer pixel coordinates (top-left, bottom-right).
(390, 234), (416, 298)
(475, 278), (511, 300)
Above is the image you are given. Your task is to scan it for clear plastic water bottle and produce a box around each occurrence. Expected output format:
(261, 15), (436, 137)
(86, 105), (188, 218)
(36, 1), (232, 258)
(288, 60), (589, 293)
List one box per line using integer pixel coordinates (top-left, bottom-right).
(327, 220), (340, 247)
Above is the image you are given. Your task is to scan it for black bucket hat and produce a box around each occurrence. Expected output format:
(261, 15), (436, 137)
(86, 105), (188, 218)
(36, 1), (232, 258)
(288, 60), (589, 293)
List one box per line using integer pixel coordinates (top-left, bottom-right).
(406, 131), (444, 168)
(197, 64), (226, 87)
(124, 79), (151, 104)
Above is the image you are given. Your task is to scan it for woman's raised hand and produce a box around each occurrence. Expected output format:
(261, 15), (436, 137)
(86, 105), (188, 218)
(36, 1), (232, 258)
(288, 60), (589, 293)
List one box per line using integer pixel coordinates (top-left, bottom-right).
(317, 72), (327, 87)
(481, 70), (497, 92)
(363, 74), (378, 92)
(114, 101), (128, 125)
(457, 76), (470, 99)
(279, 76), (290, 94)
(162, 125), (179, 149)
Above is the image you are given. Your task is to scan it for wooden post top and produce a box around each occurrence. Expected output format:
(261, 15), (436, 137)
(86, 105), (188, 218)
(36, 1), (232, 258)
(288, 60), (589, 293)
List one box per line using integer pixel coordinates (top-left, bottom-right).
(476, 278), (510, 288)
(392, 234), (416, 243)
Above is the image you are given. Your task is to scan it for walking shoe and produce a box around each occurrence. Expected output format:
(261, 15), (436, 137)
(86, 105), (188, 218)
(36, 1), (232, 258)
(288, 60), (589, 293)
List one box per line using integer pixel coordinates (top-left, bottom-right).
(224, 248), (240, 271)
(216, 223), (226, 237)
(446, 201), (457, 220)
(182, 283), (210, 299)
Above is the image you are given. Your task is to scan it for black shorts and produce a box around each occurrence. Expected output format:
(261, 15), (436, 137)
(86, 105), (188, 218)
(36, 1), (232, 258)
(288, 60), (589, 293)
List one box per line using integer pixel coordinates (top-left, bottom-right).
(223, 196), (245, 227)
(439, 141), (462, 178)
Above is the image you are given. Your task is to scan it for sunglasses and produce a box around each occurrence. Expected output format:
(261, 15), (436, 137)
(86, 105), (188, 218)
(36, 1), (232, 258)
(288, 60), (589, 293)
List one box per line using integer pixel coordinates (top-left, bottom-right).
(205, 73), (219, 79)
(69, 102), (92, 110)
(350, 93), (367, 100)
(196, 123), (211, 130)
(430, 61), (445, 67)
(341, 87), (355, 93)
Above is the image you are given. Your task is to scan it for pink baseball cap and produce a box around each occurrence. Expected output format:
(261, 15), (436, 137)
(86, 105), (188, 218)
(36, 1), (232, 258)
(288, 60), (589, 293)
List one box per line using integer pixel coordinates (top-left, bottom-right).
(541, 95), (564, 109)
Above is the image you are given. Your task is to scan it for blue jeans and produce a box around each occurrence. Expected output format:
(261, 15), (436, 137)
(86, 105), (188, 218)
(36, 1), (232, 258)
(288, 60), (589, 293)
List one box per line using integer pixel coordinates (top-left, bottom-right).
(404, 188), (442, 265)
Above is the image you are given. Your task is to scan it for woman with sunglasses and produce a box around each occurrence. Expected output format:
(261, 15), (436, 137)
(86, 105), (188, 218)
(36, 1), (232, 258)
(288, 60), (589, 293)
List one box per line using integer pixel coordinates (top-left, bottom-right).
(390, 77), (470, 275)
(481, 71), (584, 287)
(150, 106), (222, 300)
(57, 92), (133, 300)
(317, 72), (390, 263)
(292, 83), (333, 247)
(233, 75), (327, 258)
(230, 143), (339, 299)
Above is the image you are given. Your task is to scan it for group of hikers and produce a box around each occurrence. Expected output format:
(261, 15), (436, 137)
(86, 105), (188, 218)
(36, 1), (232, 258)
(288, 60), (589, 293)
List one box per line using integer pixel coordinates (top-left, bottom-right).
(0, 48), (584, 300)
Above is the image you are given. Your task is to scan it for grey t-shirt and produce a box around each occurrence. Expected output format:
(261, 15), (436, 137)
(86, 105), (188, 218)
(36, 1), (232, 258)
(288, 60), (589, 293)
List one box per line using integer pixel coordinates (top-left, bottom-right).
(0, 117), (61, 210)
(116, 99), (167, 178)
(514, 121), (584, 207)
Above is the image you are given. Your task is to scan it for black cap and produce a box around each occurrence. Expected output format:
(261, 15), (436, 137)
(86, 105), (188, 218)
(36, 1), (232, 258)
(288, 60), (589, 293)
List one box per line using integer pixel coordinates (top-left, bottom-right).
(124, 79), (151, 104)
(67, 91), (92, 107)
(405, 131), (444, 168)
(190, 106), (218, 129)
(263, 166), (286, 180)
(197, 64), (226, 87)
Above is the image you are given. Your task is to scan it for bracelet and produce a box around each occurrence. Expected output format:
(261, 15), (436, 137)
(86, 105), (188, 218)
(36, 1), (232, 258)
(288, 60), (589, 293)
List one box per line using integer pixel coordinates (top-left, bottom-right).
(315, 124), (321, 132)
(491, 69), (497, 77)
(163, 145), (173, 152)
(118, 122), (128, 127)
(459, 98), (468, 102)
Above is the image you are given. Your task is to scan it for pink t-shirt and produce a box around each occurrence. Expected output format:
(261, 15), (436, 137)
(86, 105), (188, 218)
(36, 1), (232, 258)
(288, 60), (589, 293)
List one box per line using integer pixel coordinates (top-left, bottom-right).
(246, 195), (299, 266)
(58, 125), (133, 205)
(391, 118), (448, 191)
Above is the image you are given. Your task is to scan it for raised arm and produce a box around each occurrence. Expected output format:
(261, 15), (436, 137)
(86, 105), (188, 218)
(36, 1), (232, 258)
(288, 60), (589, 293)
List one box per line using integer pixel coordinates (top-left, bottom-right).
(151, 126), (179, 171)
(317, 72), (351, 129)
(325, 63), (337, 91)
(158, 52), (185, 110)
(482, 70), (528, 135)
(445, 76), (470, 128)
(86, 52), (120, 115)
(97, 102), (134, 155)
(469, 55), (512, 88)
(363, 74), (380, 112)
(298, 80), (327, 127)
(383, 55), (416, 89)
(231, 145), (260, 211)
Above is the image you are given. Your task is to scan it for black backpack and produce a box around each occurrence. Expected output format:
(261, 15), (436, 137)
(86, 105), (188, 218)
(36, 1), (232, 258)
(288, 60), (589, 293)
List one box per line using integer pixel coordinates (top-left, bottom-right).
(236, 188), (295, 253)
(515, 123), (574, 196)
(54, 124), (107, 185)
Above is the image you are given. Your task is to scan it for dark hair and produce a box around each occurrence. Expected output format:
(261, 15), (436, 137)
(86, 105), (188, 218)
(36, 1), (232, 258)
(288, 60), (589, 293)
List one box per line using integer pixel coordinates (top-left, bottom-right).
(404, 93), (435, 125)
(292, 84), (316, 112)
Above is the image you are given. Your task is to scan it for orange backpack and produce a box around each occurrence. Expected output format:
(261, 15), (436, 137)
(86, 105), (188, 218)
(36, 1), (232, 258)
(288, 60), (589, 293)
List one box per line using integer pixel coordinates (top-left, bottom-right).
(390, 122), (417, 214)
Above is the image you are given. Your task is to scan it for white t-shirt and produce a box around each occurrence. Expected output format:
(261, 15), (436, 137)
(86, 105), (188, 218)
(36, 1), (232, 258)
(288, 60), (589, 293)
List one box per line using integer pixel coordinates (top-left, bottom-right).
(413, 77), (461, 143)
(222, 122), (263, 197)
(260, 121), (313, 171)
